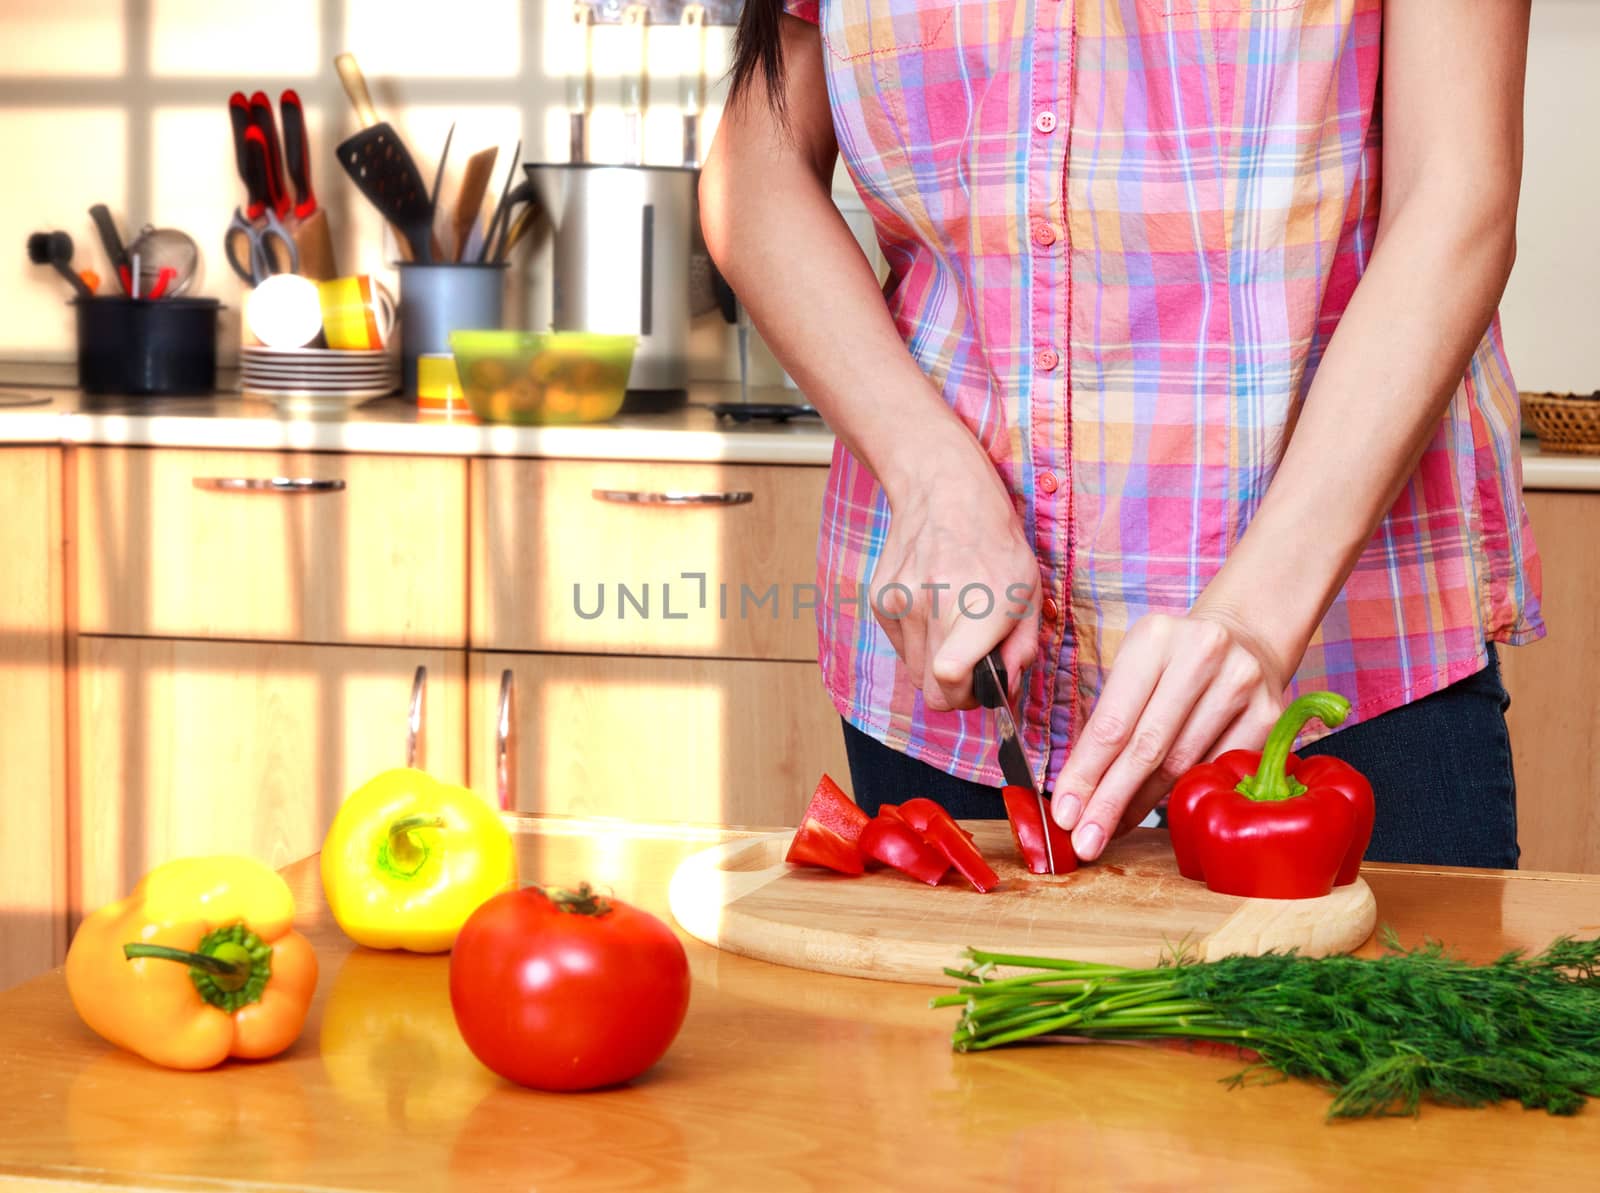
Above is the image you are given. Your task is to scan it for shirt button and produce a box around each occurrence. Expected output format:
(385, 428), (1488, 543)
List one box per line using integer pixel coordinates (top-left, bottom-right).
(1036, 347), (1059, 372)
(1034, 110), (1057, 134)
(1038, 471), (1058, 494)
(1042, 597), (1061, 623)
(1032, 222), (1057, 247)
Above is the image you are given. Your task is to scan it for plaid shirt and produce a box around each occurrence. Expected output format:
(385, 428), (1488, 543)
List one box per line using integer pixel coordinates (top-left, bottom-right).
(785, 0), (1543, 788)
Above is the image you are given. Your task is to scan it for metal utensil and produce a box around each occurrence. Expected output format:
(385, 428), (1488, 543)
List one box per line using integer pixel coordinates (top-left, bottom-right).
(568, 2), (594, 163)
(430, 122), (455, 216)
(974, 648), (1055, 873)
(26, 231), (95, 300)
(621, 4), (649, 167)
(336, 123), (436, 264)
(226, 127), (299, 285)
(88, 203), (131, 295)
(681, 3), (707, 168)
(126, 224), (199, 297)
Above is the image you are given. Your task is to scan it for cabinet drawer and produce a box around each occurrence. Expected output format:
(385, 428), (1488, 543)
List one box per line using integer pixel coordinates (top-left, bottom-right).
(76, 447), (467, 646)
(76, 636), (469, 916)
(469, 652), (849, 827)
(471, 459), (826, 659)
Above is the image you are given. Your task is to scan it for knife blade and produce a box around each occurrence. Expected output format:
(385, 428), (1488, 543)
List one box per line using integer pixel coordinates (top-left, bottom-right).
(973, 647), (1056, 875)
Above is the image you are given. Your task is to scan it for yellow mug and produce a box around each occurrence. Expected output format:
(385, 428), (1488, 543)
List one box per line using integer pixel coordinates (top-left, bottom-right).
(318, 275), (396, 351)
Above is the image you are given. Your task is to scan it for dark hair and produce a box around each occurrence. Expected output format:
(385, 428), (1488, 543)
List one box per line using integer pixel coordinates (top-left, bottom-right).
(728, 0), (787, 114)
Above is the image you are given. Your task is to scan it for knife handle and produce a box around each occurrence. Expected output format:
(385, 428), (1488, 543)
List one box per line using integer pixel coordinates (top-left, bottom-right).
(973, 648), (1008, 710)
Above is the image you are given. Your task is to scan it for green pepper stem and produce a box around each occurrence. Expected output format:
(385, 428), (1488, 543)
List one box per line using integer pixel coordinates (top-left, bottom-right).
(123, 942), (242, 976)
(380, 815), (447, 878)
(123, 924), (273, 1011)
(1235, 691), (1351, 802)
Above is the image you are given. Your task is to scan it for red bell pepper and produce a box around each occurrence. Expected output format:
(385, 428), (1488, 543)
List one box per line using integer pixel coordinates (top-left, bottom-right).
(784, 818), (865, 875)
(922, 817), (1000, 893)
(797, 774), (870, 846)
(1166, 692), (1375, 900)
(858, 816), (950, 886)
(896, 798), (976, 842)
(1002, 786), (1079, 875)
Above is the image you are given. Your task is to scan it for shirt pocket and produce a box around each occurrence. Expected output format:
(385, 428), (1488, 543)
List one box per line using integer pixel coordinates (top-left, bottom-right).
(821, 0), (954, 63)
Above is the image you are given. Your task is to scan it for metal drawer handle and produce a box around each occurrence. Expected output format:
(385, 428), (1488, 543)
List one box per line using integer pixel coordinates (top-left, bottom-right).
(591, 488), (753, 506)
(496, 669), (515, 812)
(406, 666), (426, 768)
(194, 477), (347, 493)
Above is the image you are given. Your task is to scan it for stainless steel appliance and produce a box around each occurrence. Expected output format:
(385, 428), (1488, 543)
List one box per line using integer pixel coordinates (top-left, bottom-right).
(523, 162), (697, 410)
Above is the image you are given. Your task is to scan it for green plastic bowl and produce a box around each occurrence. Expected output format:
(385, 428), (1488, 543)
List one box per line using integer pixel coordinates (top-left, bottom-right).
(449, 330), (637, 425)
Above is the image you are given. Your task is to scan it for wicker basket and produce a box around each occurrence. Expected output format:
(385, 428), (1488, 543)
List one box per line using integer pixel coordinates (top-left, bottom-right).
(1522, 391), (1600, 456)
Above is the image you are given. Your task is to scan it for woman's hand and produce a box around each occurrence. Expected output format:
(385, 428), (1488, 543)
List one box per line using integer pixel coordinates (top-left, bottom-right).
(872, 428), (1041, 713)
(1050, 608), (1289, 861)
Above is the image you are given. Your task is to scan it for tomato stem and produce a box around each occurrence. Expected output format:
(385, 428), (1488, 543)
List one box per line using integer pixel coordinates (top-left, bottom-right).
(541, 883), (612, 917)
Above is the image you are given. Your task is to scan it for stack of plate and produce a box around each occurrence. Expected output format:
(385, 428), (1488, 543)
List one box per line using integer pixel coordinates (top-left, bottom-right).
(241, 346), (399, 413)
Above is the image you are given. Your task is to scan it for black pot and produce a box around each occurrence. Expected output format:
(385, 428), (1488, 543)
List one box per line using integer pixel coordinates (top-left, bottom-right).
(75, 296), (220, 396)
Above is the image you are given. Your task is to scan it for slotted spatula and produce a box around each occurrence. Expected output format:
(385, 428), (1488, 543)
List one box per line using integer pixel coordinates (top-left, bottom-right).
(336, 123), (435, 264)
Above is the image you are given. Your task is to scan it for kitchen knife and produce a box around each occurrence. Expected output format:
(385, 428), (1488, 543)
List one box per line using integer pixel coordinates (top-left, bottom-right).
(974, 647), (1057, 874)
(249, 91), (292, 221)
(228, 92), (255, 211)
(278, 89), (317, 219)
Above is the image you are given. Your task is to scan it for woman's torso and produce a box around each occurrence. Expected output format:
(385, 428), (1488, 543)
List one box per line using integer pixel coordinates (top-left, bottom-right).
(795, 0), (1542, 787)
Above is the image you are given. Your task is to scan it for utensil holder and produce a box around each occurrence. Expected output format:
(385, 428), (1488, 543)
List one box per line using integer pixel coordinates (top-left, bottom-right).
(398, 262), (507, 398)
(74, 296), (220, 396)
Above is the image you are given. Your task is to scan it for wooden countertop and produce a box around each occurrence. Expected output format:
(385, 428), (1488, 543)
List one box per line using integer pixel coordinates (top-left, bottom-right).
(2, 817), (1598, 1191)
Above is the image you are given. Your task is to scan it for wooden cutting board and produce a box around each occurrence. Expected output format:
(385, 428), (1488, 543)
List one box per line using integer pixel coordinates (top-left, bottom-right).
(669, 824), (1376, 984)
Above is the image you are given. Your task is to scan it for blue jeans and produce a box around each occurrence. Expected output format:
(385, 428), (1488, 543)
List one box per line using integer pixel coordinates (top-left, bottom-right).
(840, 645), (1519, 869)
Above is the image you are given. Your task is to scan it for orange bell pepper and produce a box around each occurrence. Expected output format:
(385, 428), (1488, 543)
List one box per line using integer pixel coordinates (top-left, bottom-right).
(64, 855), (319, 1070)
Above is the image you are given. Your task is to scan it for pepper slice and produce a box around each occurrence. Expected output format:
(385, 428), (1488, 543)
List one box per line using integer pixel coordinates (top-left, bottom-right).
(896, 798), (976, 842)
(922, 817), (1000, 893)
(858, 816), (950, 886)
(1002, 786), (1079, 875)
(798, 773), (871, 846)
(785, 818), (866, 875)
(1166, 692), (1375, 899)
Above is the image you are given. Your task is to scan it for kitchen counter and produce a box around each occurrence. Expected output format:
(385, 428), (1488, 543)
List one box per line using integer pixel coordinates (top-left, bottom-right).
(2, 817), (1598, 1192)
(3, 371), (1599, 486)
(0, 376), (837, 466)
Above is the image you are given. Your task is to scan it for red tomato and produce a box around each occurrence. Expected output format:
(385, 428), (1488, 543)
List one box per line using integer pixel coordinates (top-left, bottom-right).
(448, 884), (690, 1092)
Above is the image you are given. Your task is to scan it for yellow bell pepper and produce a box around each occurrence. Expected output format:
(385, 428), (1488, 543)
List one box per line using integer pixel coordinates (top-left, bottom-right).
(64, 855), (319, 1070)
(320, 767), (515, 953)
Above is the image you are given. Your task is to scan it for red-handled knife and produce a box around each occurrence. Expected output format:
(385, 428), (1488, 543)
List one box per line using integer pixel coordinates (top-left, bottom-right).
(279, 89), (318, 221)
(249, 90), (292, 221)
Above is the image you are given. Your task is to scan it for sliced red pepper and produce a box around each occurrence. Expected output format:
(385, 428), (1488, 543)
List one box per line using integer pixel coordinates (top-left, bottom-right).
(857, 816), (949, 886)
(784, 817), (866, 875)
(895, 797), (976, 842)
(1002, 786), (1079, 875)
(922, 816), (1000, 893)
(797, 773), (871, 847)
(1167, 693), (1374, 899)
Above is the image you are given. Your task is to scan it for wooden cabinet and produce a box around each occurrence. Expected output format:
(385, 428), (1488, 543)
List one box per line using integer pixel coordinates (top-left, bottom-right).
(77, 447), (467, 647)
(468, 652), (849, 827)
(75, 637), (467, 916)
(0, 448), (66, 990)
(472, 459), (826, 660)
(1500, 490), (1600, 874)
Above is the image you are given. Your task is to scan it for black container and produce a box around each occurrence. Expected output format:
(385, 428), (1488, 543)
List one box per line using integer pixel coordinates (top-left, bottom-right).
(74, 296), (220, 396)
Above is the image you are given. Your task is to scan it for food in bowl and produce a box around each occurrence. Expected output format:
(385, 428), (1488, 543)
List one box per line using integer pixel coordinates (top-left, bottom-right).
(449, 331), (636, 425)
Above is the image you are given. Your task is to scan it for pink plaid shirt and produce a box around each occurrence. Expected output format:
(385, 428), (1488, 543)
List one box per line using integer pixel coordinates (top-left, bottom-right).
(786, 0), (1543, 788)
